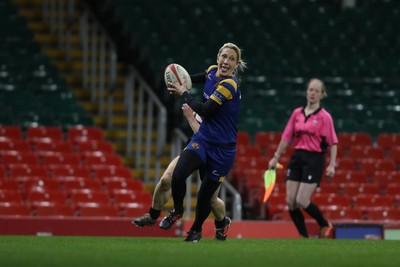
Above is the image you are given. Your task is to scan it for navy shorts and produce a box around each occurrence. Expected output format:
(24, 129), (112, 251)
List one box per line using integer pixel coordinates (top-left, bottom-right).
(286, 149), (326, 185)
(185, 136), (236, 182)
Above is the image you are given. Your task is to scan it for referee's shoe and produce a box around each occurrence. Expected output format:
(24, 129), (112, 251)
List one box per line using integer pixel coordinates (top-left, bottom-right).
(319, 222), (334, 238)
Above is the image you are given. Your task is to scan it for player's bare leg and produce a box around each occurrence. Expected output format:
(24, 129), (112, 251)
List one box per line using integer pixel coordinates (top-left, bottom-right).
(132, 157), (177, 227)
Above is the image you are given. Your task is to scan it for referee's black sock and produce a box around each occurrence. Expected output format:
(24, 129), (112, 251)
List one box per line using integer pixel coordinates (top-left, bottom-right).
(289, 208), (308, 238)
(149, 207), (161, 220)
(304, 202), (329, 227)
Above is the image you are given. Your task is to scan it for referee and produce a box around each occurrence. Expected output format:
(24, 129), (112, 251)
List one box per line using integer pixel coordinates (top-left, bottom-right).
(268, 78), (338, 238)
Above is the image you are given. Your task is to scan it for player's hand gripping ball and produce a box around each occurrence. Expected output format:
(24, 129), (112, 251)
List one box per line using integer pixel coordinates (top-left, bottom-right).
(164, 63), (192, 94)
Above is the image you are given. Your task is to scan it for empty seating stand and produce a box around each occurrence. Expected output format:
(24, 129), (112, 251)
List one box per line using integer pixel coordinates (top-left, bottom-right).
(0, 125), (148, 218)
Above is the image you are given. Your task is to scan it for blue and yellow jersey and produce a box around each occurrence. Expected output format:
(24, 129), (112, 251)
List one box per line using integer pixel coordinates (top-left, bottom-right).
(196, 65), (241, 144)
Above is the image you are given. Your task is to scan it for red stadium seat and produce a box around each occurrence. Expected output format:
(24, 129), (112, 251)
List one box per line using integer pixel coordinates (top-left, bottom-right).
(0, 126), (23, 140)
(113, 191), (152, 208)
(254, 131), (281, 146)
(48, 165), (91, 178)
(123, 203), (149, 217)
(0, 140), (30, 152)
(236, 145), (262, 158)
(353, 194), (394, 210)
(236, 131), (251, 147)
(23, 178), (62, 193)
(254, 131), (281, 155)
(34, 203), (75, 217)
(67, 126), (104, 142)
(339, 133), (372, 147)
(335, 158), (356, 171)
(337, 133), (372, 156)
(1, 152), (39, 166)
(349, 146), (384, 160)
(8, 165), (48, 178)
(324, 208), (364, 220)
(359, 158), (396, 177)
(0, 180), (20, 191)
(104, 179), (143, 192)
(76, 140), (114, 154)
(372, 171), (395, 186)
(312, 193), (351, 209)
(238, 168), (264, 193)
(315, 184), (339, 194)
(390, 147), (400, 166)
(387, 171), (400, 183)
(70, 190), (111, 207)
(242, 168), (265, 183)
(235, 157), (266, 176)
(55, 175), (89, 183)
(41, 153), (81, 166)
(63, 178), (103, 192)
(334, 170), (368, 184)
(26, 126), (64, 142)
(375, 159), (397, 172)
(386, 183), (400, 196)
(0, 202), (30, 216)
(272, 183), (286, 194)
(0, 189), (24, 203)
(26, 190), (68, 208)
(83, 154), (123, 167)
(267, 193), (286, 208)
(340, 183), (380, 196)
(92, 166), (132, 180)
(33, 140), (73, 153)
(78, 204), (119, 217)
(367, 209), (400, 221)
(377, 133), (400, 154)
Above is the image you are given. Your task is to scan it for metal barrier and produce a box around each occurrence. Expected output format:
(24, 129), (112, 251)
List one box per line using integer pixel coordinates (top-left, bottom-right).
(123, 66), (167, 182)
(42, 0), (167, 183)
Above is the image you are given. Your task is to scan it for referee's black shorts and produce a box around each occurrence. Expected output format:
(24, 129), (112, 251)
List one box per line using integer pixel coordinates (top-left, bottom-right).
(286, 149), (326, 185)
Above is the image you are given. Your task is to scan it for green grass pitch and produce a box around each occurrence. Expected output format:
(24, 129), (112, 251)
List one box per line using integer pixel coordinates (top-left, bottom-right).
(1, 236), (400, 267)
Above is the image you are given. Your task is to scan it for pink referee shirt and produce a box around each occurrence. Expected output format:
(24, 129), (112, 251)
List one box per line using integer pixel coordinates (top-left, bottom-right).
(282, 107), (338, 153)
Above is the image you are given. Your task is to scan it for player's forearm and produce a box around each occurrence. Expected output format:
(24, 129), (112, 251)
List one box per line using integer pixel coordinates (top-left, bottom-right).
(186, 117), (200, 133)
(274, 140), (289, 159)
(182, 92), (219, 118)
(190, 72), (206, 83)
(328, 144), (337, 167)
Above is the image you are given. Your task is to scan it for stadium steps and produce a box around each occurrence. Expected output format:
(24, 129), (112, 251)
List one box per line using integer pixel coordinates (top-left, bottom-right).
(14, 0), (172, 184)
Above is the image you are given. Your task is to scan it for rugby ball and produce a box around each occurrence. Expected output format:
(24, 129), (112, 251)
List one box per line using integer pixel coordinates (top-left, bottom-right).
(164, 63), (192, 92)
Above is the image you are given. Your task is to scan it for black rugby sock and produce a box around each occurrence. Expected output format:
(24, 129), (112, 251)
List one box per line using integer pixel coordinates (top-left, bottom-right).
(149, 207), (161, 220)
(215, 217), (226, 229)
(304, 202), (329, 227)
(289, 208), (309, 238)
(191, 178), (220, 232)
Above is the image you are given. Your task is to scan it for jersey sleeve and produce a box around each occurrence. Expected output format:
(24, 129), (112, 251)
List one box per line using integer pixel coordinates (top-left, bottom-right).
(281, 109), (298, 143)
(322, 113), (338, 146)
(210, 78), (238, 105)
